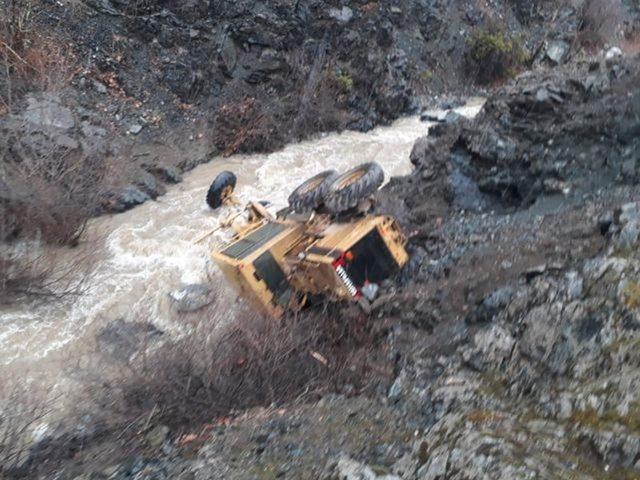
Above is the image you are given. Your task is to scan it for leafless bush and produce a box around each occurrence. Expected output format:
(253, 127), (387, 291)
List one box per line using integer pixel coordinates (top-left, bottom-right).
(289, 52), (349, 140)
(0, 378), (55, 477)
(213, 94), (288, 156)
(578, 0), (625, 49)
(0, 126), (120, 301)
(212, 52), (348, 156)
(0, 240), (96, 303)
(87, 306), (382, 436)
(287, 39), (348, 140)
(0, 0), (77, 112)
(1, 146), (110, 245)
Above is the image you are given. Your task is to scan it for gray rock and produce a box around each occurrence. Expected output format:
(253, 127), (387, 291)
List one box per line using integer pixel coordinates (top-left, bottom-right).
(417, 447), (448, 480)
(328, 6), (354, 23)
(80, 121), (107, 138)
(605, 46), (623, 67)
(543, 178), (571, 195)
(520, 303), (564, 364)
(535, 87), (551, 103)
(482, 286), (514, 310)
(619, 202), (639, 225)
(146, 425), (170, 448)
(129, 124), (143, 135)
(464, 325), (515, 369)
(621, 158), (637, 179)
(107, 186), (150, 212)
(23, 95), (75, 131)
(388, 371), (407, 401)
(476, 130), (517, 162)
(618, 222), (640, 249)
(135, 170), (165, 199)
(444, 111), (462, 124)
(557, 393), (574, 420)
(420, 110), (447, 123)
(54, 135), (80, 150)
(218, 35), (237, 75)
(478, 170), (517, 195)
(333, 455), (400, 480)
(169, 284), (215, 312)
(616, 203), (640, 248)
(84, 0), (122, 16)
(565, 271), (583, 300)
(334, 456), (377, 480)
(144, 163), (183, 184)
(93, 81), (108, 94)
(546, 40), (570, 64)
(162, 62), (200, 101)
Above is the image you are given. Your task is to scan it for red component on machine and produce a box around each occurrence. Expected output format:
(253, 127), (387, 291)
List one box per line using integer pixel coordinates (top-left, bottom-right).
(332, 253), (361, 298)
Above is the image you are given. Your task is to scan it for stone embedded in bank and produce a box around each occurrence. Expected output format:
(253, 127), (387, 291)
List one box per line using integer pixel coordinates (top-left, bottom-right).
(328, 6), (354, 23)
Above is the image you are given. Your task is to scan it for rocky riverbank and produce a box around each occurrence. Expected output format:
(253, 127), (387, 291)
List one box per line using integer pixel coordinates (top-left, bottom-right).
(1, 0), (611, 219)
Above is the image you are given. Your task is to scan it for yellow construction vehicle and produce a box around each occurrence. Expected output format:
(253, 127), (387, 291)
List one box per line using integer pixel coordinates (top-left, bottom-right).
(207, 162), (409, 318)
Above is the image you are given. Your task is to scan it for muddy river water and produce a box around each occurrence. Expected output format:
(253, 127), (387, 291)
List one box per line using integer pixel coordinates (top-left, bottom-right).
(0, 101), (483, 389)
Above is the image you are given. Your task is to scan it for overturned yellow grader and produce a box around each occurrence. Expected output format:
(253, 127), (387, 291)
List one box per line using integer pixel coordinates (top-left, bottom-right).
(207, 162), (409, 318)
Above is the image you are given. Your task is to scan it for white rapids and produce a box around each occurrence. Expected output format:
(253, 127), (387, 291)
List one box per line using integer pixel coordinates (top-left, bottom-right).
(0, 101), (484, 382)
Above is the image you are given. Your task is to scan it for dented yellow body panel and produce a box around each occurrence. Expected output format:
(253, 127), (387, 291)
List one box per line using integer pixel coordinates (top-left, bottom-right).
(212, 213), (408, 318)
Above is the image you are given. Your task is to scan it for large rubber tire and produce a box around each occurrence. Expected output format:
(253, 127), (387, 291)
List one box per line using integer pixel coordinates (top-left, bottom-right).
(206, 171), (237, 209)
(324, 162), (385, 213)
(288, 170), (338, 213)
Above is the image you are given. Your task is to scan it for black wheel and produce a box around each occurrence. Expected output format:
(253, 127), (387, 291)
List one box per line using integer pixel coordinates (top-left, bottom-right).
(206, 171), (237, 209)
(323, 162), (385, 213)
(288, 170), (338, 213)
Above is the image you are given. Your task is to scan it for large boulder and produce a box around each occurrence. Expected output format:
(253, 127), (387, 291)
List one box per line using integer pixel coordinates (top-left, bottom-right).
(23, 94), (75, 131)
(168, 283), (216, 312)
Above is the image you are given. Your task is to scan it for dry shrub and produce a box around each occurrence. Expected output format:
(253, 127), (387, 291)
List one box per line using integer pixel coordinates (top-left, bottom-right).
(0, 0), (77, 111)
(622, 34), (640, 55)
(0, 377), (94, 479)
(0, 378), (56, 477)
(213, 50), (347, 156)
(0, 240), (95, 303)
(1, 115), (123, 244)
(213, 95), (287, 157)
(288, 43), (348, 140)
(1, 149), (106, 245)
(0, 128), (120, 301)
(90, 307), (382, 434)
(290, 60), (349, 140)
(578, 0), (625, 49)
